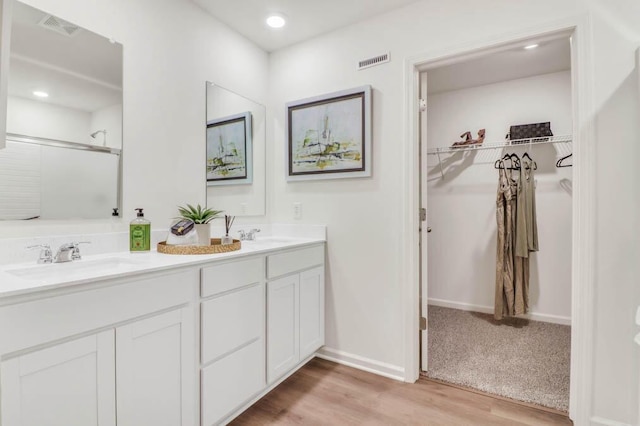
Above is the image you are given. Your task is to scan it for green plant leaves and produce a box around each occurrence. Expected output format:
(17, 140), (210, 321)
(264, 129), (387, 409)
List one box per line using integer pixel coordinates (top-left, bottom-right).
(176, 203), (223, 224)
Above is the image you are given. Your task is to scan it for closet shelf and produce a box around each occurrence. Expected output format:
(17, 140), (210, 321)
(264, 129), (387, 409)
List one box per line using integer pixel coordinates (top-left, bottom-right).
(427, 135), (572, 179)
(426, 135), (572, 156)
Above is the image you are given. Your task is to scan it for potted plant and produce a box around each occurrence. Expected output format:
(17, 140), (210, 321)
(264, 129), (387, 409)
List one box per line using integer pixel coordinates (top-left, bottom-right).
(177, 204), (223, 246)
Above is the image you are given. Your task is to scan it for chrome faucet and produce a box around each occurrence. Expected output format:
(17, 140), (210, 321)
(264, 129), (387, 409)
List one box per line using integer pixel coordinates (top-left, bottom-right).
(54, 242), (90, 263)
(237, 229), (261, 241)
(27, 244), (53, 264)
(246, 229), (261, 241)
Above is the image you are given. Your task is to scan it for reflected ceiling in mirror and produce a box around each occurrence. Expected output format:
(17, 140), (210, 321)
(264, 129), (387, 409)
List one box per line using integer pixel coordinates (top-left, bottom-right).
(206, 83), (265, 217)
(0, 1), (123, 220)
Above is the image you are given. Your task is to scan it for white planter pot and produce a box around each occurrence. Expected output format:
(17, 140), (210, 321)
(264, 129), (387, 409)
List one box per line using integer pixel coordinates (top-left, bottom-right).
(194, 224), (211, 246)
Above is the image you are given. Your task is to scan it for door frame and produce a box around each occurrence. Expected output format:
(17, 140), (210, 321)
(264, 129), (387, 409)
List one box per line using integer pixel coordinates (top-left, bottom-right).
(401, 16), (596, 424)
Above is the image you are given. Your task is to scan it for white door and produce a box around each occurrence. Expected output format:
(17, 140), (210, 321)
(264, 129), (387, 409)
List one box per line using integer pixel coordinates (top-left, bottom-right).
(0, 331), (116, 426)
(419, 71), (430, 372)
(116, 307), (194, 426)
(267, 274), (300, 383)
(299, 266), (325, 360)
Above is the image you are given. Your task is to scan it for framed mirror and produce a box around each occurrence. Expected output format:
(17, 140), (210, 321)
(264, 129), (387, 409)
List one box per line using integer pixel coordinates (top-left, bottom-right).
(0, 1), (123, 220)
(206, 83), (265, 216)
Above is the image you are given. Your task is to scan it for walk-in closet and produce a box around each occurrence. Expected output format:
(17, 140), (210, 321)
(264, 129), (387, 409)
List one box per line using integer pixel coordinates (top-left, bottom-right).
(420, 35), (574, 413)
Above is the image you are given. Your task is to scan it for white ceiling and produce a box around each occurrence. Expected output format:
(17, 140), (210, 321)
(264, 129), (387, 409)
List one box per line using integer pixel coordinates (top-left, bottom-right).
(427, 38), (571, 94)
(193, 0), (420, 52)
(9, 1), (122, 112)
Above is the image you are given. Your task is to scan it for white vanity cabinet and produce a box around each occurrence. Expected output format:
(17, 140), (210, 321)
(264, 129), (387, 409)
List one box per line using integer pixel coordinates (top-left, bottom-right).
(0, 238), (325, 426)
(116, 307), (193, 426)
(1, 331), (117, 426)
(266, 245), (325, 384)
(200, 257), (266, 426)
(0, 268), (198, 426)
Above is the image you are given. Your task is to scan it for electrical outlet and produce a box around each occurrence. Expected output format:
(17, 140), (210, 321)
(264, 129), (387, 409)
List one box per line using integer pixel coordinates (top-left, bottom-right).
(240, 203), (247, 214)
(293, 202), (302, 220)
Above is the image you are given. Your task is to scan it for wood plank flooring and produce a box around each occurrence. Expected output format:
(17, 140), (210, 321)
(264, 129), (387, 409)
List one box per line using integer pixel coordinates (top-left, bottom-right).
(232, 358), (572, 425)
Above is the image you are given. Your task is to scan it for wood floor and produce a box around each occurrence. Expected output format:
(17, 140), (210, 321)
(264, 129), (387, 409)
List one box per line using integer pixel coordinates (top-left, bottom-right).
(232, 358), (572, 426)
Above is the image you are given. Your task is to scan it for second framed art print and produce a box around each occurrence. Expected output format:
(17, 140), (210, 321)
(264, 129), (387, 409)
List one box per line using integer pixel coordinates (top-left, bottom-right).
(206, 111), (253, 186)
(286, 85), (371, 181)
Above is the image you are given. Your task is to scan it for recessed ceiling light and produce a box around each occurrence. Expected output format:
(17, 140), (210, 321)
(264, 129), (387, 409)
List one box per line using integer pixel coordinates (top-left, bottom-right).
(266, 14), (286, 29)
(524, 44), (539, 50)
(33, 91), (49, 98)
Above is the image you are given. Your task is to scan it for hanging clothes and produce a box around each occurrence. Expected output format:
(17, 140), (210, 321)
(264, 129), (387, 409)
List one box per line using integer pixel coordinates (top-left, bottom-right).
(514, 157), (539, 315)
(495, 156), (538, 320)
(494, 166), (517, 320)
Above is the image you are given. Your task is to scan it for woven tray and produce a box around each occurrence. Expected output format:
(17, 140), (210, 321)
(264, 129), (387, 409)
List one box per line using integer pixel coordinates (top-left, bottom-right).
(157, 238), (241, 255)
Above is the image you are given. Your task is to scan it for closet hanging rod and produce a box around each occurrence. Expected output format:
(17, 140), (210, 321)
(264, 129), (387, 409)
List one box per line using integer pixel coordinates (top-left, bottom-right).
(426, 134), (572, 156)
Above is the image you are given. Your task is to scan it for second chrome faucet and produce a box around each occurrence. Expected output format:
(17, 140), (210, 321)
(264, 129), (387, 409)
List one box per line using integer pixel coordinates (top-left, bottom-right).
(237, 229), (261, 241)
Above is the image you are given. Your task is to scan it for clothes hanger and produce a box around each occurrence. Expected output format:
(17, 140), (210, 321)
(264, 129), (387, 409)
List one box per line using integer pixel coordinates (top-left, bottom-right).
(494, 153), (519, 170)
(494, 153), (510, 169)
(556, 153), (572, 168)
(510, 153), (521, 169)
(522, 152), (537, 170)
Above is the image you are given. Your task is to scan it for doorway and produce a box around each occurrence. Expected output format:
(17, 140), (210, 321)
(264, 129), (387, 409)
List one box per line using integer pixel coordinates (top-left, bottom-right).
(403, 19), (597, 424)
(419, 34), (574, 412)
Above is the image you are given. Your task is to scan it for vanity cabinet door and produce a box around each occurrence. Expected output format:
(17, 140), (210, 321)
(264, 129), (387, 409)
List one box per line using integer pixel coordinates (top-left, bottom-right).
(299, 266), (325, 360)
(267, 274), (300, 383)
(0, 331), (116, 426)
(116, 307), (194, 426)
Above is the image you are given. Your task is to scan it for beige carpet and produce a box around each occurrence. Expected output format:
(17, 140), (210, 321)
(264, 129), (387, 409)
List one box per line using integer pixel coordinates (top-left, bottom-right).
(425, 305), (571, 412)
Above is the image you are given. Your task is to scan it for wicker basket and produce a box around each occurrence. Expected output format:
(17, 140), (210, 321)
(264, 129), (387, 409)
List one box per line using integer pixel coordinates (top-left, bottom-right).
(157, 238), (241, 255)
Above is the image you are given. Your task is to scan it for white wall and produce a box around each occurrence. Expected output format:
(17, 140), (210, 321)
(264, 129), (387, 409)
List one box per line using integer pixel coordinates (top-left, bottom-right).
(7, 95), (91, 143)
(269, 0), (582, 376)
(586, 0), (640, 423)
(90, 104), (122, 149)
(269, 0), (639, 424)
(0, 0), (268, 236)
(425, 71), (573, 323)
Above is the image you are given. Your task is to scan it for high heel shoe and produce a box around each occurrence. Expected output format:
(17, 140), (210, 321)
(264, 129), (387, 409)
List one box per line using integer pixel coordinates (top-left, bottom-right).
(469, 128), (485, 146)
(451, 131), (472, 148)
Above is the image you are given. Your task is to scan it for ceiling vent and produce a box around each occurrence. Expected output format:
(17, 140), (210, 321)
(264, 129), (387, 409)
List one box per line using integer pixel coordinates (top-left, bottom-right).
(38, 15), (82, 37)
(358, 52), (390, 70)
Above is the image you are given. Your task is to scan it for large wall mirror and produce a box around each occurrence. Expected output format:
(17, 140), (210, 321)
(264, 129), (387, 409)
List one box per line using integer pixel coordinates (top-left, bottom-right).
(206, 83), (265, 216)
(0, 1), (123, 220)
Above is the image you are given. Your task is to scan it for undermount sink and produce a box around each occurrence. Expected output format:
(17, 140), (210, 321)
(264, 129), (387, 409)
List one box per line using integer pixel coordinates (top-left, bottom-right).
(241, 237), (299, 249)
(244, 237), (298, 245)
(6, 257), (143, 282)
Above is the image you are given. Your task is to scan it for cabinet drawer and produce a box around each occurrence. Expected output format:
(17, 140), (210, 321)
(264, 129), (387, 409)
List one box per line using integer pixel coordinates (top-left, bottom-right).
(267, 245), (324, 279)
(201, 339), (265, 426)
(201, 257), (263, 297)
(201, 283), (264, 365)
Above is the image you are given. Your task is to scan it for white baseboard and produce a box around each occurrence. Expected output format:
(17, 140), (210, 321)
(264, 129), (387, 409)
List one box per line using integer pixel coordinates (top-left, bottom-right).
(428, 298), (572, 326)
(315, 347), (405, 382)
(590, 416), (632, 426)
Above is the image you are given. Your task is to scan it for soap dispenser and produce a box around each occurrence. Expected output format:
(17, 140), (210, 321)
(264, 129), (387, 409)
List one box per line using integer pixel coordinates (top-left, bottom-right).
(130, 208), (151, 252)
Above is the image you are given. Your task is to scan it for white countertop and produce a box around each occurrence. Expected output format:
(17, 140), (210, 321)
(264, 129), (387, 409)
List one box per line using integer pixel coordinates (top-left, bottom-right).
(0, 236), (325, 299)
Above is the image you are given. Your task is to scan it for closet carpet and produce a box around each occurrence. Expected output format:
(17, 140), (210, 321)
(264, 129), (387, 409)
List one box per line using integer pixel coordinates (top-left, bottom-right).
(425, 305), (570, 412)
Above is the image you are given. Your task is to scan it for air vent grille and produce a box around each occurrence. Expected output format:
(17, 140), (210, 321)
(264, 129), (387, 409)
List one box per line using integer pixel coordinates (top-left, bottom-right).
(38, 15), (82, 37)
(358, 53), (390, 70)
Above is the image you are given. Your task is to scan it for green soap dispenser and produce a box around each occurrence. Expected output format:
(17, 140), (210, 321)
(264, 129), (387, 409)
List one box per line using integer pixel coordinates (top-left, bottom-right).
(130, 208), (151, 252)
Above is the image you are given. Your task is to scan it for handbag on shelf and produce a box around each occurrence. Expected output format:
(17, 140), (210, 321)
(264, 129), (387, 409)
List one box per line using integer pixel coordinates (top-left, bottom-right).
(507, 122), (553, 144)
